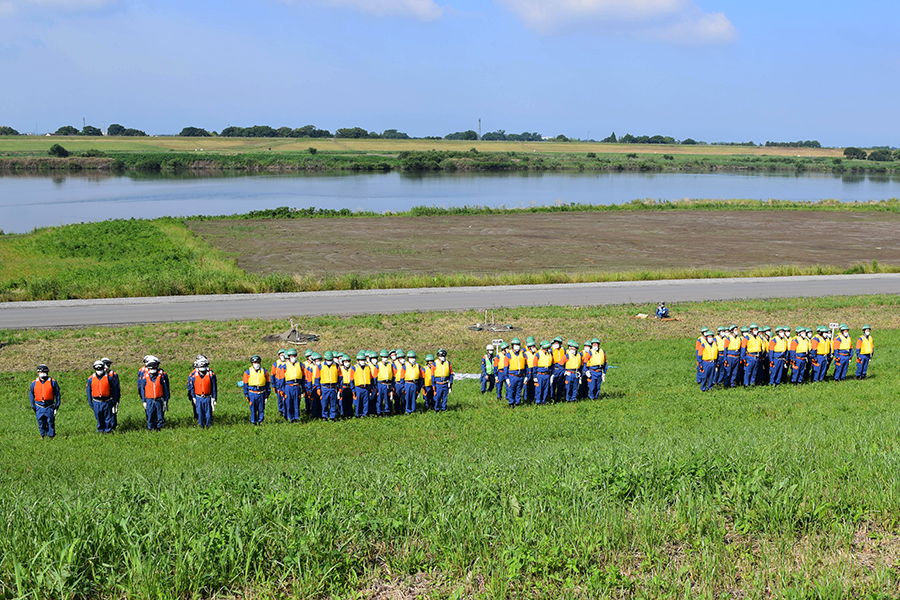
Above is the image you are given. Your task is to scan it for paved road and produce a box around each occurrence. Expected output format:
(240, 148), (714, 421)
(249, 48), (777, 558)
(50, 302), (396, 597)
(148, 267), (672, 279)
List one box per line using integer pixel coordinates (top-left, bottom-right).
(1, 274), (898, 329)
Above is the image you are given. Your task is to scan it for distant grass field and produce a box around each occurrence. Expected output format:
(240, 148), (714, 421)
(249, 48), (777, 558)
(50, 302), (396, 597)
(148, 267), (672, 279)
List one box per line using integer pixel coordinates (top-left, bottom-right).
(2, 206), (900, 301)
(0, 135), (845, 157)
(2, 296), (899, 598)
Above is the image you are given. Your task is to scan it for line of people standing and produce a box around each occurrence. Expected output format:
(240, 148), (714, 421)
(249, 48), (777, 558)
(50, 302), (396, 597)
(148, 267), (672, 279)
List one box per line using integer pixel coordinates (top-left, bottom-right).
(480, 336), (609, 406)
(696, 323), (875, 392)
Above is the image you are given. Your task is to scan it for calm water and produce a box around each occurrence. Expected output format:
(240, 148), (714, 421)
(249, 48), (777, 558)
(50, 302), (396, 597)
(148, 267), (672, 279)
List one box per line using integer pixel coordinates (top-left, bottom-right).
(2, 170), (900, 233)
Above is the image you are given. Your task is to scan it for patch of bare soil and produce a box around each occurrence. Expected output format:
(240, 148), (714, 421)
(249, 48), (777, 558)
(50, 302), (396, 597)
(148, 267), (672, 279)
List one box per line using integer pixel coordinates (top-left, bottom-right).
(187, 211), (900, 277)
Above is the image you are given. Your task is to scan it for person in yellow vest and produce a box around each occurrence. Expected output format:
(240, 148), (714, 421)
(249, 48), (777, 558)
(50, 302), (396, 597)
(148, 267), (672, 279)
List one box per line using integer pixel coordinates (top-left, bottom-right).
(374, 350), (395, 415)
(714, 327), (728, 385)
(495, 342), (510, 401)
(29, 364), (61, 439)
(339, 354), (353, 417)
(243, 355), (270, 425)
(534, 340), (554, 405)
(272, 349), (287, 419)
(563, 340), (583, 402)
(724, 325), (743, 388)
(810, 327), (831, 382)
(506, 338), (528, 407)
(350, 352), (373, 417)
(698, 331), (719, 392)
(856, 325), (874, 379)
(832, 324), (853, 381)
(393, 350), (407, 413)
(316, 351), (341, 421)
(551, 336), (567, 401)
(525, 337), (539, 403)
(741, 323), (763, 387)
(480, 344), (496, 395)
(433, 348), (454, 411)
(584, 338), (607, 399)
(768, 326), (789, 386)
(577, 341), (591, 399)
(421, 354), (436, 410)
(281, 349), (304, 422)
(401, 350), (423, 414)
(789, 327), (810, 384)
(756, 327), (771, 384)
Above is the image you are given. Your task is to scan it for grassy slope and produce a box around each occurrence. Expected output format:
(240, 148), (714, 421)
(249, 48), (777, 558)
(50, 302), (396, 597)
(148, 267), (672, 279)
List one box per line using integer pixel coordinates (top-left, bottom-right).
(1, 297), (899, 598)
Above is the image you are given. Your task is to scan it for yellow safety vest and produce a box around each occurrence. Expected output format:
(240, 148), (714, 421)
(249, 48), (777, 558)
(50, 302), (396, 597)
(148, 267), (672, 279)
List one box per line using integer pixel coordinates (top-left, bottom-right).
(508, 351), (527, 371)
(352, 364), (372, 386)
(727, 335), (742, 352)
(319, 364), (339, 385)
(834, 334), (852, 351)
(587, 349), (606, 367)
(403, 364), (421, 381)
(793, 338), (810, 354)
(770, 337), (787, 353)
(377, 362), (394, 382)
(701, 339), (718, 361)
(284, 362), (303, 382)
(745, 335), (762, 353)
(246, 368), (266, 387)
(433, 361), (451, 378)
(536, 350), (553, 368)
(564, 351), (582, 370)
(858, 336), (874, 355)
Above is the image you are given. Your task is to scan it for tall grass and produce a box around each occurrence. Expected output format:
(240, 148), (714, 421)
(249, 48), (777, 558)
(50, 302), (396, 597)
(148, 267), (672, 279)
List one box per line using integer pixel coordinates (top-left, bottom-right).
(1, 316), (899, 598)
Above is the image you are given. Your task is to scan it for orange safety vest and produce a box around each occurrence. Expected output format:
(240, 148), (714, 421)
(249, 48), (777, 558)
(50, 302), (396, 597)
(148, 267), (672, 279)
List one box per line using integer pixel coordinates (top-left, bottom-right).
(144, 374), (165, 399)
(33, 378), (56, 402)
(91, 374), (112, 398)
(193, 372), (213, 396)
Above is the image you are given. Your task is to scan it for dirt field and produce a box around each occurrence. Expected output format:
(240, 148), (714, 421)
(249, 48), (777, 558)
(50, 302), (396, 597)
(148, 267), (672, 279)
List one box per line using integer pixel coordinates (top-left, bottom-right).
(187, 211), (900, 277)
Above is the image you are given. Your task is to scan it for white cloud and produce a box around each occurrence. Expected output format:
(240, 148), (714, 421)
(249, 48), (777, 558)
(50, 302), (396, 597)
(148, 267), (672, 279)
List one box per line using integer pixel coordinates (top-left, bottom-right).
(0, 1), (16, 17)
(497, 0), (737, 45)
(285, 0), (446, 21)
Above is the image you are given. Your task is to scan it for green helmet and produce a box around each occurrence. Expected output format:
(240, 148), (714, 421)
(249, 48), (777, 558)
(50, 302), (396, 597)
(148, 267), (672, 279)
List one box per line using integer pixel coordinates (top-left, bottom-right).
(304, 349), (313, 358)
(250, 355), (261, 363)
(540, 340), (551, 349)
(567, 339), (577, 348)
(379, 349), (390, 357)
(511, 337), (521, 345)
(553, 336), (563, 343)
(701, 327), (710, 332)
(839, 323), (849, 331)
(310, 352), (321, 360)
(729, 324), (738, 330)
(795, 327), (804, 333)
(525, 336), (535, 345)
(342, 354), (352, 363)
(397, 350), (406, 358)
(500, 342), (510, 350)
(717, 326), (726, 332)
(278, 348), (286, 355)
(740, 326), (749, 333)
(592, 337), (600, 344)
(323, 351), (334, 360)
(762, 326), (771, 332)
(863, 324), (871, 330)
(749, 323), (759, 329)
(356, 352), (365, 360)
(286, 348), (298, 356)
(407, 350), (417, 358)
(425, 354), (435, 361)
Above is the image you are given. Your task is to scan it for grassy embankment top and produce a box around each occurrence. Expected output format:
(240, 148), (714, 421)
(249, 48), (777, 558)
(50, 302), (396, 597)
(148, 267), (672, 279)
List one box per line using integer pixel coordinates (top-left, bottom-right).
(1, 204), (899, 301)
(2, 135), (894, 174)
(2, 296), (900, 598)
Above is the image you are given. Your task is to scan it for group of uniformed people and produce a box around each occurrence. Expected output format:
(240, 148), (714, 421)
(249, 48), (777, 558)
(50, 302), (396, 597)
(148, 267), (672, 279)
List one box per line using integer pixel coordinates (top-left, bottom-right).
(695, 323), (875, 392)
(480, 336), (609, 406)
(247, 347), (454, 423)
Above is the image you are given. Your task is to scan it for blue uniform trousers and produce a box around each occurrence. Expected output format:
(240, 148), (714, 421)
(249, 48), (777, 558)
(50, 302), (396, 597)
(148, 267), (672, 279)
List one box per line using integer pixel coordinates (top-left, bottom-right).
(790, 355), (808, 384)
(506, 374), (524, 405)
(481, 373), (494, 394)
(246, 391), (266, 424)
(715, 355), (727, 385)
(394, 382), (406, 413)
(552, 366), (565, 401)
(587, 369), (603, 399)
(284, 383), (301, 421)
(696, 359), (702, 384)
(92, 399), (114, 433)
(564, 372), (579, 402)
(809, 356), (826, 382)
(404, 381), (419, 413)
(316, 386), (335, 420)
(833, 351), (851, 381)
(34, 402), (56, 437)
(144, 397), (166, 430)
(724, 353), (741, 387)
(275, 384), (285, 417)
(434, 383), (449, 411)
(421, 385), (434, 410)
(525, 373), (536, 403)
(769, 355), (786, 385)
(856, 354), (871, 378)
(700, 360), (717, 391)
(495, 373), (506, 401)
(743, 355), (759, 387)
(194, 395), (213, 428)
(353, 386), (369, 417)
(535, 372), (552, 404)
(376, 382), (392, 415)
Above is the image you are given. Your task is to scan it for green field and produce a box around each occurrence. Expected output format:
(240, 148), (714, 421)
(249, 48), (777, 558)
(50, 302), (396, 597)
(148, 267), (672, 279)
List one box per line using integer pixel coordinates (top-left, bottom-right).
(2, 297), (899, 598)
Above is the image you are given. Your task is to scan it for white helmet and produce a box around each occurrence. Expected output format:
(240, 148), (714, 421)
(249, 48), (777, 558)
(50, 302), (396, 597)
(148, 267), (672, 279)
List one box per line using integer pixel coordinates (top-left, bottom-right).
(145, 355), (159, 365)
(486, 344), (494, 351)
(93, 360), (105, 370)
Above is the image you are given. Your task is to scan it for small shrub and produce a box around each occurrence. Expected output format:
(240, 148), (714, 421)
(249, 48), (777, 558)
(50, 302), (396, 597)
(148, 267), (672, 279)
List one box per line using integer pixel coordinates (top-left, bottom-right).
(48, 143), (69, 158)
(625, 153), (638, 159)
(586, 152), (596, 158)
(663, 154), (674, 160)
(308, 147), (317, 155)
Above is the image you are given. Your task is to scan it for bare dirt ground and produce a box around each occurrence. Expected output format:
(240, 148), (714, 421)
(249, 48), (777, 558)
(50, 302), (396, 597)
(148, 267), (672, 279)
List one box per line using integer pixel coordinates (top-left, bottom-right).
(187, 211), (900, 277)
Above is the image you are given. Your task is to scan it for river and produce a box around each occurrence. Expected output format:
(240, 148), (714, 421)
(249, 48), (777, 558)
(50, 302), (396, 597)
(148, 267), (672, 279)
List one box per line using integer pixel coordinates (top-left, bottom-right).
(2, 170), (899, 233)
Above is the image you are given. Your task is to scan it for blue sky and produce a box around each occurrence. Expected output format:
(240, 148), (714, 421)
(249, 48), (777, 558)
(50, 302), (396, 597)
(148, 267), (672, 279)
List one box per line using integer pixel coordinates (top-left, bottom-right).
(0, 0), (896, 146)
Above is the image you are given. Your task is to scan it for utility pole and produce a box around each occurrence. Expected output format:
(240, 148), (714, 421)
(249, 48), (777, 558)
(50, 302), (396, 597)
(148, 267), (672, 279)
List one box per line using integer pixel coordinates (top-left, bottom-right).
(478, 118), (481, 140)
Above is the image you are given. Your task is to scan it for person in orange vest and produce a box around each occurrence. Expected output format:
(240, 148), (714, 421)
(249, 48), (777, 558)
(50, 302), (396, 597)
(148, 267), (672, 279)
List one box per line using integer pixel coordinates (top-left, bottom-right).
(374, 350), (395, 416)
(788, 327), (810, 384)
(563, 340), (583, 402)
(242, 355), (270, 425)
(741, 323), (763, 387)
(695, 327), (708, 385)
(400, 351), (423, 414)
(698, 331), (719, 391)
(506, 338), (528, 407)
(187, 356), (217, 428)
(768, 326), (790, 386)
(282, 349), (304, 422)
(856, 325), (874, 379)
(302, 350), (316, 416)
(432, 348), (454, 411)
(481, 344), (496, 395)
(533, 340), (554, 405)
(87, 359), (120, 433)
(421, 354), (436, 410)
(832, 324), (853, 381)
(29, 364), (61, 439)
(351, 352), (373, 417)
(585, 338), (608, 399)
(271, 349), (287, 419)
(138, 357), (169, 430)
